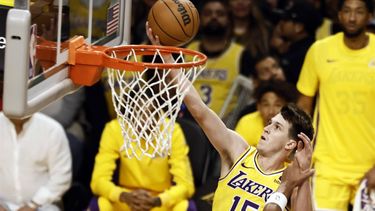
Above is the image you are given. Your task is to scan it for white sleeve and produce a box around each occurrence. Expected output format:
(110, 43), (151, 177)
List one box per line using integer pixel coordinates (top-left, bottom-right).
(32, 126), (72, 205)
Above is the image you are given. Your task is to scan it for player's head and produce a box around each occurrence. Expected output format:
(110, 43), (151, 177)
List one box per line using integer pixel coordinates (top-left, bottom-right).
(200, 0), (232, 37)
(257, 104), (314, 161)
(338, 0), (374, 38)
(255, 80), (297, 125)
(252, 54), (285, 82)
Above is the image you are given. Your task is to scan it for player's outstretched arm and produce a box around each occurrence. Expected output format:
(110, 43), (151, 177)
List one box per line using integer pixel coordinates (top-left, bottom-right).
(146, 23), (249, 171)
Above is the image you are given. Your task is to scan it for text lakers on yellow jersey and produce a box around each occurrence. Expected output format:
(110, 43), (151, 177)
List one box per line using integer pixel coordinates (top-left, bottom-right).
(213, 147), (285, 210)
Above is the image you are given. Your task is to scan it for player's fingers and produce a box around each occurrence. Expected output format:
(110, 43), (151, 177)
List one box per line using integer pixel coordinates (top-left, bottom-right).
(296, 140), (304, 152)
(154, 35), (161, 45)
(298, 133), (311, 150)
(301, 169), (315, 181)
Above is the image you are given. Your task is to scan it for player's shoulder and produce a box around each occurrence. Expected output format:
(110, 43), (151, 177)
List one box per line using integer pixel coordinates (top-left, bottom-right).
(105, 118), (122, 131)
(33, 113), (66, 134)
(311, 32), (342, 49)
(230, 41), (244, 50)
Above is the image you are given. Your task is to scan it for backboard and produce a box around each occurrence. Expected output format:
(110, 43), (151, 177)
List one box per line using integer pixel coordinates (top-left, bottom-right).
(1, 0), (132, 118)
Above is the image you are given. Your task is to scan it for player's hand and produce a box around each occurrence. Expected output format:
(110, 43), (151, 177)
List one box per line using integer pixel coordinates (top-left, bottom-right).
(279, 161), (315, 197)
(364, 166), (375, 192)
(17, 205), (36, 211)
(294, 132), (313, 171)
(146, 22), (161, 46)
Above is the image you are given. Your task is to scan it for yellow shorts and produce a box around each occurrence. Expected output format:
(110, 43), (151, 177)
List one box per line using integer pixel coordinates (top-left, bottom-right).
(312, 162), (363, 211)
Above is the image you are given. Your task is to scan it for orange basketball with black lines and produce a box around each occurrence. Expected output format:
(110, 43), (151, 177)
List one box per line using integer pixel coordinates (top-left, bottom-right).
(147, 0), (199, 46)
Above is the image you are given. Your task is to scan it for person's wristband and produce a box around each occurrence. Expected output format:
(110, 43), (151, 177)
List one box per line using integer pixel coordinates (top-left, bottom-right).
(265, 192), (288, 210)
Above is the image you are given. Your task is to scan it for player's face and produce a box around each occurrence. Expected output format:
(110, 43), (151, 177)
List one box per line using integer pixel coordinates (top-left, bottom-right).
(255, 57), (285, 81)
(201, 2), (230, 35)
(257, 92), (286, 125)
(338, 0), (373, 38)
(229, 0), (252, 19)
(257, 113), (292, 155)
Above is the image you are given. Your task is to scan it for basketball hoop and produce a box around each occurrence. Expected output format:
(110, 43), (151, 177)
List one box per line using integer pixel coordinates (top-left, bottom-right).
(36, 36), (207, 158)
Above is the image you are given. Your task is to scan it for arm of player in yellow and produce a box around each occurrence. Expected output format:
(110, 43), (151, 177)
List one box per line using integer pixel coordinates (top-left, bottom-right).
(90, 121), (131, 203)
(146, 22), (249, 174)
(296, 43), (319, 115)
(157, 123), (195, 207)
(297, 95), (314, 116)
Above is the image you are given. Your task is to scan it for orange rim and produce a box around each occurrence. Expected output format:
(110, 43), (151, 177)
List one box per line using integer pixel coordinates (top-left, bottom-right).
(35, 36), (207, 86)
(102, 45), (207, 71)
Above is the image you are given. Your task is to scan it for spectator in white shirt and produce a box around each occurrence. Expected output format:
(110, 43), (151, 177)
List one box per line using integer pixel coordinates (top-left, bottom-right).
(0, 112), (72, 211)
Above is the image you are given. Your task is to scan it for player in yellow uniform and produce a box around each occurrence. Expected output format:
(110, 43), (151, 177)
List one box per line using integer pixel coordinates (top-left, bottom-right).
(297, 0), (375, 210)
(186, 0), (244, 116)
(214, 146), (284, 210)
(187, 41), (243, 115)
(147, 22), (315, 211)
(90, 119), (195, 211)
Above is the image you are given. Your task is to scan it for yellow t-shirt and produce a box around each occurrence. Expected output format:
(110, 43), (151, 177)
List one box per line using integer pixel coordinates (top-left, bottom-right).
(213, 147), (285, 211)
(235, 111), (264, 146)
(187, 41), (243, 115)
(91, 120), (195, 210)
(0, 0), (13, 7)
(297, 32), (375, 173)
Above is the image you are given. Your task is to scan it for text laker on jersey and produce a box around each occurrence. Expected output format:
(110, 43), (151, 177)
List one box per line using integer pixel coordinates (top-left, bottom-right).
(227, 171), (274, 202)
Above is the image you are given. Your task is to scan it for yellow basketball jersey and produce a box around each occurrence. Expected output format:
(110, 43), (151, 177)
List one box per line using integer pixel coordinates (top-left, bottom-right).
(187, 41), (243, 115)
(297, 32), (375, 174)
(235, 111), (264, 147)
(213, 147), (285, 211)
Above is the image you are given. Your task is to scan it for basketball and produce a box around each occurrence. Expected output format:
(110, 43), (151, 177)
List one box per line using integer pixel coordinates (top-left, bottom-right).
(147, 0), (199, 46)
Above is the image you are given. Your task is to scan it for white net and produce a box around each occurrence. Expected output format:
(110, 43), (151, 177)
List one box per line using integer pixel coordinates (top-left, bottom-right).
(106, 47), (205, 159)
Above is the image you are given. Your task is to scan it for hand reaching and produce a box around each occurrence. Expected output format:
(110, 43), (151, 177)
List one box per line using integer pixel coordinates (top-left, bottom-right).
(294, 132), (313, 171)
(145, 21), (180, 80)
(146, 22), (161, 46)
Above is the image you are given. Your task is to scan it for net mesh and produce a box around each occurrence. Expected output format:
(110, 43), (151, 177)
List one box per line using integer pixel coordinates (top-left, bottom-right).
(106, 48), (205, 159)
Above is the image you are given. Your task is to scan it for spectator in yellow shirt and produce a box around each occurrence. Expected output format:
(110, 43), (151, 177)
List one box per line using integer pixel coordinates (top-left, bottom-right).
(235, 80), (297, 146)
(90, 117), (195, 211)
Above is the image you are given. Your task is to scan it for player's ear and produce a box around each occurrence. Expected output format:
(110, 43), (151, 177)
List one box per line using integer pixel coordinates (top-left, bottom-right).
(285, 139), (297, 151)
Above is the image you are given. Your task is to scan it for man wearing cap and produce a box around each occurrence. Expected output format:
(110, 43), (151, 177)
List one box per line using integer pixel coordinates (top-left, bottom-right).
(271, 1), (323, 84)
